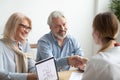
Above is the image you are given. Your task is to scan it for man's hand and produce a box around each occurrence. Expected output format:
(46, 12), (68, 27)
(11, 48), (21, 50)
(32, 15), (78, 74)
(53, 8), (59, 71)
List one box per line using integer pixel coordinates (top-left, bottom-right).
(68, 55), (88, 69)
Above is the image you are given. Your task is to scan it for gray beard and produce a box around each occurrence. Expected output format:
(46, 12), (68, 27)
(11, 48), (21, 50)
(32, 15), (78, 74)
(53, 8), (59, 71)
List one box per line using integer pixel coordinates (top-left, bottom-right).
(54, 33), (67, 40)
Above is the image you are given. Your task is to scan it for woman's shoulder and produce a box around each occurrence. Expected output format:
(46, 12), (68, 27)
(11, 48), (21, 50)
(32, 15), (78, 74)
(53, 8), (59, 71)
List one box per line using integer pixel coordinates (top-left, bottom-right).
(0, 40), (6, 47)
(89, 53), (110, 66)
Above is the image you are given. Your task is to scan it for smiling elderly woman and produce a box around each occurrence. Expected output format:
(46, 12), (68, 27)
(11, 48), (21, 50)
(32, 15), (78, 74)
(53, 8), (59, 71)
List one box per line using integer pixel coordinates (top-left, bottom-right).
(0, 12), (37, 80)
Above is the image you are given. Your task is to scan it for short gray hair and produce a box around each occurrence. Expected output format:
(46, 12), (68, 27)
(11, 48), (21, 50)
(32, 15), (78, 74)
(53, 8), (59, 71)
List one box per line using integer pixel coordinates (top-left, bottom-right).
(47, 11), (65, 26)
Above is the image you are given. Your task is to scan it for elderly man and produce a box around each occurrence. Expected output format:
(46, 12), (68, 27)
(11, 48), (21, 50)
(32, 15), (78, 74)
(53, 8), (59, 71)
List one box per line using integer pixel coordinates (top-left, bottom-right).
(36, 11), (87, 71)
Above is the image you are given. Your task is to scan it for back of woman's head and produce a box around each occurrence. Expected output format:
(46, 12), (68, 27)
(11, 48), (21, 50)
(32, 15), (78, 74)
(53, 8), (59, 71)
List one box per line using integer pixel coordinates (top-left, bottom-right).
(93, 12), (119, 52)
(3, 12), (31, 41)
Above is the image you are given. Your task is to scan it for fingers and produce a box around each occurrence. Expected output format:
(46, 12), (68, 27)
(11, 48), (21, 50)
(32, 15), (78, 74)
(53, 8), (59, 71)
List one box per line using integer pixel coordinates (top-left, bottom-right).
(27, 73), (37, 80)
(68, 55), (88, 69)
(80, 57), (89, 64)
(68, 55), (80, 66)
(78, 64), (86, 71)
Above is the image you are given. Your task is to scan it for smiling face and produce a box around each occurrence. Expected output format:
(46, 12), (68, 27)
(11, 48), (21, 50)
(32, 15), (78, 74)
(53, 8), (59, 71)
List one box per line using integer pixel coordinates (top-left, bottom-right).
(15, 19), (31, 42)
(50, 17), (68, 40)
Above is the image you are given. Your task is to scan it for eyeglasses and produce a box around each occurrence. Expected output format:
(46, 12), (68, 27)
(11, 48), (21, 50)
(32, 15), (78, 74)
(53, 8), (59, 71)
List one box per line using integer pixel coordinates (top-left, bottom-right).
(19, 23), (32, 31)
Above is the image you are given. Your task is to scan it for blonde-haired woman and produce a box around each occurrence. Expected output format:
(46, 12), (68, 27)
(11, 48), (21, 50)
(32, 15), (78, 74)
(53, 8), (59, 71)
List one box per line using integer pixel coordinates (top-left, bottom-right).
(82, 12), (120, 80)
(0, 12), (37, 80)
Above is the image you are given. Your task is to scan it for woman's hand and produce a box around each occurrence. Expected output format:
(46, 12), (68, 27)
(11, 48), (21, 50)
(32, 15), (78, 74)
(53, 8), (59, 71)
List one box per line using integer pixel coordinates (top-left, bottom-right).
(27, 73), (37, 80)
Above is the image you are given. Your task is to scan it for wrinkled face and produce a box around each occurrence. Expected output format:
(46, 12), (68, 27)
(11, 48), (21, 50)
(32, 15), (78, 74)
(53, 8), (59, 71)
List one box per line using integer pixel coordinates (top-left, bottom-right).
(50, 17), (68, 40)
(15, 19), (31, 41)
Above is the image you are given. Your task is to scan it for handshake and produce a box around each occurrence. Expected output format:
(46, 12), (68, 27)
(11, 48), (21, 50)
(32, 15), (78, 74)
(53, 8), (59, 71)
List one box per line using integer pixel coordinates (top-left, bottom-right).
(67, 55), (88, 71)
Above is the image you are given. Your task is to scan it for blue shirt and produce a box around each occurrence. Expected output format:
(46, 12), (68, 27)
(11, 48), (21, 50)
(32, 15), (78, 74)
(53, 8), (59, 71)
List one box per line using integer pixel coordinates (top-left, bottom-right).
(0, 39), (36, 80)
(36, 32), (84, 71)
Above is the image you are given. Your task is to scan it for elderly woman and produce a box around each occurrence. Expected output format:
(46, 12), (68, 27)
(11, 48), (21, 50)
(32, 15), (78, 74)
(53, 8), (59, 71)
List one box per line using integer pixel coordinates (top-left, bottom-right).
(0, 12), (37, 80)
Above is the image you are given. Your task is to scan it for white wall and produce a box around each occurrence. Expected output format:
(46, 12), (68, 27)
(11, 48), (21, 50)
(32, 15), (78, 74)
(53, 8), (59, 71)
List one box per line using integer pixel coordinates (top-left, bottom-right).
(0, 0), (111, 58)
(92, 0), (114, 54)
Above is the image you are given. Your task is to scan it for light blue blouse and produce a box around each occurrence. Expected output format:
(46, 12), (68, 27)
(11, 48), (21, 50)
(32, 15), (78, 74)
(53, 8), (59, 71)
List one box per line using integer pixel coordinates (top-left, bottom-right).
(0, 39), (36, 80)
(36, 32), (84, 71)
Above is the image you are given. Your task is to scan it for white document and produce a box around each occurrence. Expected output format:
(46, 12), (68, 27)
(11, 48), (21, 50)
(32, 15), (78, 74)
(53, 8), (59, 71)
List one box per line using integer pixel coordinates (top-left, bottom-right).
(69, 72), (83, 80)
(35, 57), (58, 80)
